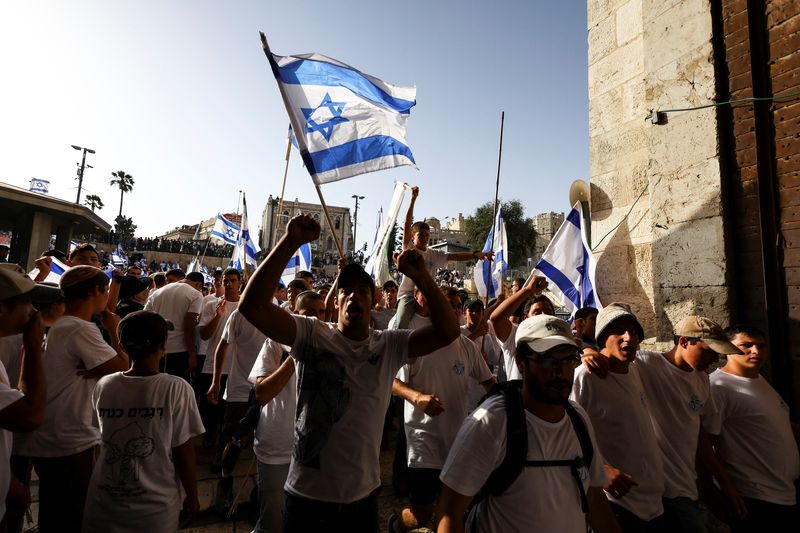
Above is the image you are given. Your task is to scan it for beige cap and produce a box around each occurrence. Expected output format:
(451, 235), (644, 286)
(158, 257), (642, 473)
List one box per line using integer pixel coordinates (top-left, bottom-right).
(515, 314), (577, 353)
(0, 264), (62, 303)
(674, 315), (742, 355)
(595, 302), (644, 346)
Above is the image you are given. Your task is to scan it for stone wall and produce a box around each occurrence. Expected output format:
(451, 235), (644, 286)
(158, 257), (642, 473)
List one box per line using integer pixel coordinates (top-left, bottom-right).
(588, 0), (732, 344)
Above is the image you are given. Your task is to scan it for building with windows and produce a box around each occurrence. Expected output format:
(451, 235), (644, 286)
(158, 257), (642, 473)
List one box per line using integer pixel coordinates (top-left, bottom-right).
(531, 211), (565, 260)
(260, 196), (352, 264)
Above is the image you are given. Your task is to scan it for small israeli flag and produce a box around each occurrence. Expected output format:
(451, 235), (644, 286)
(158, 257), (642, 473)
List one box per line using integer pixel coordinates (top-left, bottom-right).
(231, 194), (259, 271)
(211, 214), (241, 246)
(27, 256), (69, 284)
(263, 35), (417, 184)
(533, 202), (601, 315)
(281, 242), (312, 288)
(473, 206), (508, 299)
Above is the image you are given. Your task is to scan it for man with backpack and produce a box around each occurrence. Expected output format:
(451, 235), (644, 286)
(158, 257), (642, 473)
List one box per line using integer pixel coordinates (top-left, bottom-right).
(436, 314), (620, 532)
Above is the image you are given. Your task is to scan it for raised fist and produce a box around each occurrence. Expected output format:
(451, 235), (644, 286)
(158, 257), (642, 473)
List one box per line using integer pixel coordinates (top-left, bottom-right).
(286, 215), (320, 245)
(396, 248), (425, 278)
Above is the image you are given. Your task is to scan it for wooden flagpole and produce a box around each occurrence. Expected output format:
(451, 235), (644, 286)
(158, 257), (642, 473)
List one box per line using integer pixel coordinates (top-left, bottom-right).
(272, 132), (293, 248)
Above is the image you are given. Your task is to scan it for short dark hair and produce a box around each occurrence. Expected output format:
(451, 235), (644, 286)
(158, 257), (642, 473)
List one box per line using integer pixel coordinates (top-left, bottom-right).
(166, 268), (185, 279)
(297, 270), (314, 280)
(574, 306), (598, 321)
(524, 294), (555, 316)
(223, 267), (241, 280)
(42, 249), (68, 262)
(513, 277), (525, 286)
(337, 264), (375, 296)
(287, 279), (308, 291)
(68, 243), (98, 262)
(296, 290), (323, 312)
(186, 272), (205, 285)
(382, 280), (398, 291)
(60, 267), (110, 302)
(724, 324), (767, 341)
(411, 221), (430, 233)
(441, 286), (461, 299)
(153, 273), (166, 285)
(118, 311), (172, 359)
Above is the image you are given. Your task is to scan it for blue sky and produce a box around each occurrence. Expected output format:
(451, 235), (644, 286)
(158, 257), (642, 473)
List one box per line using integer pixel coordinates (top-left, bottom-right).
(0, 1), (588, 251)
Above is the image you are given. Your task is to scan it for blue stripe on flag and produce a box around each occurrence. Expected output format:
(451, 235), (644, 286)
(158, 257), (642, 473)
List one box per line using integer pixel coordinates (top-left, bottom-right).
(303, 135), (415, 175)
(276, 59), (415, 113)
(567, 207), (581, 229)
(536, 259), (582, 309)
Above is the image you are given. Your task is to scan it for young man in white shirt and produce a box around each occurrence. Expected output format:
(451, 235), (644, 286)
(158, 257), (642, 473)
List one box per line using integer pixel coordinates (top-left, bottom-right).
(249, 290), (326, 533)
(238, 214), (460, 533)
(702, 324), (799, 532)
(389, 288), (495, 532)
(143, 270), (204, 380)
(436, 314), (620, 533)
(571, 303), (667, 531)
(22, 266), (129, 532)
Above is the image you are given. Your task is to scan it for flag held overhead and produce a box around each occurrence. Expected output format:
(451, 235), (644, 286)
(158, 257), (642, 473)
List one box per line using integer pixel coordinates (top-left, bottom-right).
(261, 32), (417, 185)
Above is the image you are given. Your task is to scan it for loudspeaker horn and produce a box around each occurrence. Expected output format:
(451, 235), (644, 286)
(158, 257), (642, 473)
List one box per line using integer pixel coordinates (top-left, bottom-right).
(568, 179), (591, 206)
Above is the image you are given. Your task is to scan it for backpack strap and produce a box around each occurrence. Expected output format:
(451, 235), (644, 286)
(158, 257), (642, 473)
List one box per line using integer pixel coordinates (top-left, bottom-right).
(482, 380), (527, 496)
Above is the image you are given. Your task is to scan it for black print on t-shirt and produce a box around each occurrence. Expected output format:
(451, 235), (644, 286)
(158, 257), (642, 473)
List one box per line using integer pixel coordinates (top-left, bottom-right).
(98, 407), (165, 418)
(294, 350), (350, 468)
(99, 421), (155, 498)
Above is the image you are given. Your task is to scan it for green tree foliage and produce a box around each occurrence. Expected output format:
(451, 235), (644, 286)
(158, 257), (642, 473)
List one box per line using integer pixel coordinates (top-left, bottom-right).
(464, 200), (535, 268)
(384, 221), (403, 270)
(114, 215), (137, 238)
(109, 170), (134, 217)
(84, 194), (104, 212)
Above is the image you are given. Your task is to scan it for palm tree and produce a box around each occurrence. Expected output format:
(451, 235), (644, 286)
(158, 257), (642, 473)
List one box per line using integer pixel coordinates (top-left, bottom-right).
(84, 194), (104, 212)
(109, 170), (134, 217)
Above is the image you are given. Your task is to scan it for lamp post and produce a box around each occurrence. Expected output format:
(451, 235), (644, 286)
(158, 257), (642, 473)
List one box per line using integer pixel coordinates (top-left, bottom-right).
(351, 194), (364, 254)
(71, 145), (95, 204)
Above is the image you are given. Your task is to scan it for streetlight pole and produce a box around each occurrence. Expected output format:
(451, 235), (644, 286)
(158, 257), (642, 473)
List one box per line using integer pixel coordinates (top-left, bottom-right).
(71, 145), (95, 204)
(351, 194), (364, 254)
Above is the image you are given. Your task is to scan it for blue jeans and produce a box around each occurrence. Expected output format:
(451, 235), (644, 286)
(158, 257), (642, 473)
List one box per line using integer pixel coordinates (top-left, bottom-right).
(254, 461), (290, 533)
(662, 496), (709, 533)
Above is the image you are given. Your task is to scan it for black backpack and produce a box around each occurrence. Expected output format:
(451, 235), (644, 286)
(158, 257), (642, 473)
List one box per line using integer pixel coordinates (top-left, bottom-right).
(476, 380), (594, 512)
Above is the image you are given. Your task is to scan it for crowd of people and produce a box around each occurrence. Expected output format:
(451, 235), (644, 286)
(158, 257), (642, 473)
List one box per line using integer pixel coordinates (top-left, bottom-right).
(90, 234), (235, 259)
(0, 186), (798, 533)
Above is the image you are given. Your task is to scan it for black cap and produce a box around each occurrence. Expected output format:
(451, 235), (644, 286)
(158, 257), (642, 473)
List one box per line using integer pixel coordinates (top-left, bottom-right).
(118, 311), (174, 357)
(464, 298), (484, 311)
(338, 263), (375, 294)
(119, 275), (153, 300)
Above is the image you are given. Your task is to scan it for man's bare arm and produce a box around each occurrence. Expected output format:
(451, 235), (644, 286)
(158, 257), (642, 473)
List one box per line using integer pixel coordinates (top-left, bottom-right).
(436, 485), (473, 533)
(392, 377), (444, 416)
(489, 275), (547, 342)
(586, 486), (622, 533)
(255, 356), (295, 406)
(0, 312), (46, 432)
(402, 186), (419, 249)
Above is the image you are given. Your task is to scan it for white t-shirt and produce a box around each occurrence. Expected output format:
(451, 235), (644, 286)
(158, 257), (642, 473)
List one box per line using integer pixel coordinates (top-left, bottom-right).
(196, 293), (220, 355)
(497, 322), (522, 381)
(704, 369), (800, 505)
(397, 248), (448, 297)
(249, 339), (296, 465)
(143, 283), (203, 353)
(0, 334), (22, 388)
(286, 315), (412, 503)
(635, 350), (716, 500)
(397, 331), (493, 469)
(461, 325), (502, 406)
(571, 364), (665, 520)
(21, 315), (118, 457)
(198, 297), (239, 375)
(82, 372), (204, 533)
(221, 310), (266, 402)
(440, 396), (607, 533)
(371, 308), (396, 331)
(0, 359), (23, 521)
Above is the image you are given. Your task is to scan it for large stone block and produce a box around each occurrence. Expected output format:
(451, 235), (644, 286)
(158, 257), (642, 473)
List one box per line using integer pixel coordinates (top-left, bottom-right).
(644, 0), (714, 72)
(645, 51), (716, 115)
(589, 13), (619, 66)
(590, 124), (650, 172)
(616, 0), (643, 46)
(649, 158), (724, 225)
(651, 215), (727, 288)
(648, 108), (719, 169)
(589, 35), (644, 99)
(589, 86), (624, 138)
(653, 284), (732, 340)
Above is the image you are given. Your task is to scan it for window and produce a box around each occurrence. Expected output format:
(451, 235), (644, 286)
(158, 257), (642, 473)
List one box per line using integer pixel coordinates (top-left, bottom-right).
(335, 216), (341, 230)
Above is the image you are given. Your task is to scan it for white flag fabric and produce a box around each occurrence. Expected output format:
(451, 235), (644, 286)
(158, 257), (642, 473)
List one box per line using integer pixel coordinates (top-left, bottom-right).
(231, 194), (259, 271)
(473, 206), (509, 298)
(264, 40), (417, 185)
(281, 243), (312, 288)
(210, 214), (240, 246)
(532, 202), (601, 316)
(28, 256), (70, 284)
(365, 182), (409, 285)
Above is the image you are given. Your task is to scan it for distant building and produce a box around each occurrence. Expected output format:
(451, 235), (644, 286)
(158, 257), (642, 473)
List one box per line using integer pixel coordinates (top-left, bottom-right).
(531, 211), (564, 260)
(159, 213), (242, 242)
(427, 214), (469, 247)
(260, 196), (352, 263)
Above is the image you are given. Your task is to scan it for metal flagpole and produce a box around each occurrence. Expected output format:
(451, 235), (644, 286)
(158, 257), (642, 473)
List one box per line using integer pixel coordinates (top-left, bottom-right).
(272, 131), (293, 248)
(230, 191), (243, 267)
(485, 111), (505, 303)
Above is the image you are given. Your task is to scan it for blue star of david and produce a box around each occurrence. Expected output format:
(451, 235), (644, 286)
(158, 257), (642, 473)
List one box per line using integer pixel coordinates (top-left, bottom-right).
(301, 93), (349, 141)
(225, 228), (236, 239)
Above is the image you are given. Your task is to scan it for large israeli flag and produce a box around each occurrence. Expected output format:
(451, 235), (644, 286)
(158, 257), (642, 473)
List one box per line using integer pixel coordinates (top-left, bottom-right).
(473, 207), (508, 298)
(532, 202), (600, 315)
(28, 256), (69, 284)
(231, 194), (259, 271)
(281, 242), (312, 288)
(211, 214), (240, 246)
(262, 35), (417, 185)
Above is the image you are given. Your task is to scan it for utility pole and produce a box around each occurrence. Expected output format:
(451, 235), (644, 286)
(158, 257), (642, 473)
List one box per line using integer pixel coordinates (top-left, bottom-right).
(71, 145), (95, 204)
(352, 194), (364, 254)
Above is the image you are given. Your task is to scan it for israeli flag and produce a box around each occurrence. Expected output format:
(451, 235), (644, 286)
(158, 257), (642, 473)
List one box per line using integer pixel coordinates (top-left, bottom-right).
(263, 39), (417, 184)
(231, 194), (259, 271)
(281, 242), (312, 288)
(532, 202), (601, 316)
(111, 243), (126, 266)
(363, 207), (382, 264)
(473, 206), (509, 299)
(211, 214), (240, 246)
(28, 256), (69, 284)
(365, 182), (409, 285)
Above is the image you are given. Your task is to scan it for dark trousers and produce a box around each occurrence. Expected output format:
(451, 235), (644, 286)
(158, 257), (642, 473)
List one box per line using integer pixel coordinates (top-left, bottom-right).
(5, 455), (33, 533)
(160, 351), (191, 382)
(730, 497), (799, 533)
(610, 502), (669, 533)
(32, 446), (97, 533)
(194, 369), (227, 449)
(284, 491), (379, 533)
